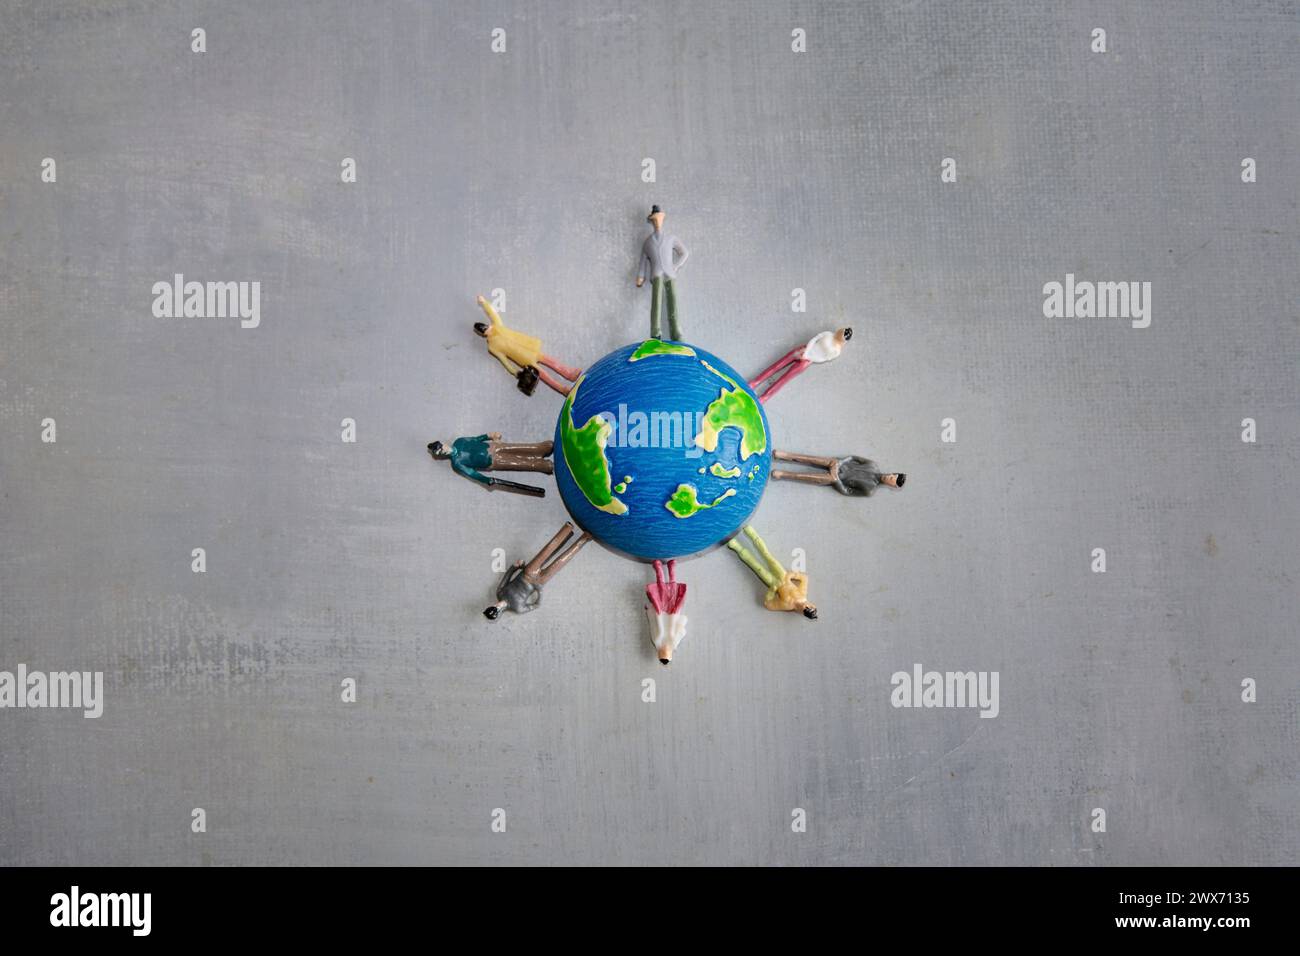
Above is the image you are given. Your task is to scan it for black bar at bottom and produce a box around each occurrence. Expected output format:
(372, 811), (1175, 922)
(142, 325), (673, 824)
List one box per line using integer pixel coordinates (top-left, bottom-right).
(0, 865), (1284, 942)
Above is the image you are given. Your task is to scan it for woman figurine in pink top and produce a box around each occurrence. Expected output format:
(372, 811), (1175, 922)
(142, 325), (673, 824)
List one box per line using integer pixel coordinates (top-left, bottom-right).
(749, 327), (852, 403)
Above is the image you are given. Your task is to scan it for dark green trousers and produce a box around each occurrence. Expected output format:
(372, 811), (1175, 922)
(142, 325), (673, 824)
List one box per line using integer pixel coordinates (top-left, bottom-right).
(650, 277), (680, 340)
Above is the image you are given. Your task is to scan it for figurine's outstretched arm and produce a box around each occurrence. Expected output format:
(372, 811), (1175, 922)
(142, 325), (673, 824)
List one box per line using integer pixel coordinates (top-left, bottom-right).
(476, 294), (503, 327)
(475, 297), (521, 374)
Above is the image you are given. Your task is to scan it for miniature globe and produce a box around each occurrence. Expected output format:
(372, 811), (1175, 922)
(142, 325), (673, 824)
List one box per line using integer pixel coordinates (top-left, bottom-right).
(553, 340), (771, 561)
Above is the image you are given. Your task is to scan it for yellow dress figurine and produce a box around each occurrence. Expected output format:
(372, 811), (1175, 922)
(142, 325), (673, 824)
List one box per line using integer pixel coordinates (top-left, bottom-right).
(474, 295), (581, 397)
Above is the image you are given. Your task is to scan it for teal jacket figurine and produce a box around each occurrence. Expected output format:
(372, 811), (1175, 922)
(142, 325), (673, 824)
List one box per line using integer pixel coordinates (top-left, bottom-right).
(428, 433), (554, 497)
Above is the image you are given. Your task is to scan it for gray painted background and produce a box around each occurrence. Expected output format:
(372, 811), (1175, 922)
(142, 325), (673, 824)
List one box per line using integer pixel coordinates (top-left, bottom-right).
(1, 0), (1297, 866)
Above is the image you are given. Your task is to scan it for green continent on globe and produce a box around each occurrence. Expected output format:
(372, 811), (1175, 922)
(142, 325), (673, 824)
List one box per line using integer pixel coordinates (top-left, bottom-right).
(665, 484), (737, 518)
(694, 359), (767, 461)
(559, 377), (627, 515)
(628, 339), (697, 361)
(709, 463), (742, 478)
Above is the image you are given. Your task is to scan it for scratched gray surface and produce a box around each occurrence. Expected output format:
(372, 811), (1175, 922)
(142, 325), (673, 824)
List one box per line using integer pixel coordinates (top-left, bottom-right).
(1, 0), (1297, 866)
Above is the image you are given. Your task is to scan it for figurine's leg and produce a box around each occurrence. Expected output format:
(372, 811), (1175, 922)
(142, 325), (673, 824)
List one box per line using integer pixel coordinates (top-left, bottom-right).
(771, 469), (836, 485)
(539, 356), (582, 381)
(774, 450), (836, 468)
(756, 360), (810, 404)
(743, 525), (787, 581)
(493, 440), (553, 456)
(749, 344), (805, 388)
(646, 561), (667, 613)
(727, 538), (778, 589)
(771, 450), (836, 485)
(524, 523), (575, 579)
(535, 367), (573, 397)
(665, 279), (680, 340)
(491, 453), (554, 474)
(649, 277), (663, 339)
(664, 559), (687, 614)
(534, 531), (592, 585)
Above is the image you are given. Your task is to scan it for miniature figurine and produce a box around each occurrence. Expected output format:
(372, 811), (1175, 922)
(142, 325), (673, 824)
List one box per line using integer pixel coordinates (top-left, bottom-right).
(427, 433), (554, 497)
(484, 522), (593, 619)
(474, 295), (582, 397)
(645, 559), (687, 664)
(771, 451), (906, 496)
(634, 205), (690, 340)
(726, 525), (817, 619)
(749, 327), (852, 404)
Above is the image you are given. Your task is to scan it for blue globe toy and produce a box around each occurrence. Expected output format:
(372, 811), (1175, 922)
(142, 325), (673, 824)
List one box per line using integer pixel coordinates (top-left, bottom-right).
(553, 340), (772, 561)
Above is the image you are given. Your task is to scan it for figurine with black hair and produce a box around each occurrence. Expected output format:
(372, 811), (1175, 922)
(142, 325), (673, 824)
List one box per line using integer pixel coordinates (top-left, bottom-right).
(427, 433), (554, 497)
(727, 525), (817, 619)
(484, 522), (593, 619)
(473, 295), (581, 396)
(750, 327), (852, 403)
(645, 560), (687, 665)
(771, 452), (906, 497)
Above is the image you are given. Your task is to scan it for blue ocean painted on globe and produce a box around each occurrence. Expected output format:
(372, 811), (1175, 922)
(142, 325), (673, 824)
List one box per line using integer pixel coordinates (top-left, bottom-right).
(553, 340), (772, 561)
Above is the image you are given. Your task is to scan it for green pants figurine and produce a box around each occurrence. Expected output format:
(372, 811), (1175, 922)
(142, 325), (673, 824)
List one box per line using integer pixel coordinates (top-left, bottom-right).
(649, 276), (680, 341)
(635, 205), (689, 340)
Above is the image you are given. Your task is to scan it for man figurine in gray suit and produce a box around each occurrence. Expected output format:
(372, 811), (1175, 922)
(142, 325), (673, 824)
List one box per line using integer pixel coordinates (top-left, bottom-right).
(635, 205), (690, 340)
(771, 451), (906, 497)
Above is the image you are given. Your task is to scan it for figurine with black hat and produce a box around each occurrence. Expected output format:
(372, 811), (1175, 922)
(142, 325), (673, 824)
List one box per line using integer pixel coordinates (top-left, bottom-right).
(634, 204), (690, 340)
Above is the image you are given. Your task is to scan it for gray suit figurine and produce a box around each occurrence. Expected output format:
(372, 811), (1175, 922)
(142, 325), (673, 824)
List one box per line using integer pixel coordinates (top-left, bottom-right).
(635, 205), (689, 340)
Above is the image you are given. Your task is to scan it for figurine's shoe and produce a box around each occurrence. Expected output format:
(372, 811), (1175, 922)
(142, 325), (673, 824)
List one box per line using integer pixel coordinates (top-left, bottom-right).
(484, 605), (501, 620)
